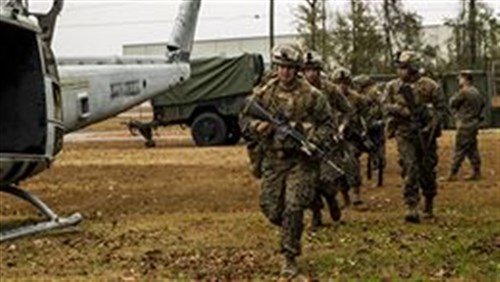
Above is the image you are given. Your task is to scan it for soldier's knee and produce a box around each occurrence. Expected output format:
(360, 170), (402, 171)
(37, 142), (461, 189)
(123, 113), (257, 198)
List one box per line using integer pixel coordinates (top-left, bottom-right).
(283, 199), (306, 214)
(259, 196), (283, 226)
(261, 206), (282, 226)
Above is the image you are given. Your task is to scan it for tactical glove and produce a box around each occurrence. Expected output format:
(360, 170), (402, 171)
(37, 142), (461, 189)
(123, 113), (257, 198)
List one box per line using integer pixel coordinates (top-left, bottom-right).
(255, 121), (273, 136)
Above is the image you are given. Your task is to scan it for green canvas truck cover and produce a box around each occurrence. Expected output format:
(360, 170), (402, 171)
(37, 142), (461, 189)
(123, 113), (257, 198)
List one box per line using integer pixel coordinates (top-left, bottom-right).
(152, 53), (263, 107)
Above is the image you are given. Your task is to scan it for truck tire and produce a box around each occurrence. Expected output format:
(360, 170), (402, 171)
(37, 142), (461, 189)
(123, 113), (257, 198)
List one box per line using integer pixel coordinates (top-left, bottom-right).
(225, 117), (241, 145)
(191, 112), (227, 146)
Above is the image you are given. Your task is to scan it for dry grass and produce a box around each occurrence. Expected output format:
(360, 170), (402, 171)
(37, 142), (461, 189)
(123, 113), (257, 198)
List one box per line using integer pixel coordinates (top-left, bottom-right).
(0, 123), (499, 280)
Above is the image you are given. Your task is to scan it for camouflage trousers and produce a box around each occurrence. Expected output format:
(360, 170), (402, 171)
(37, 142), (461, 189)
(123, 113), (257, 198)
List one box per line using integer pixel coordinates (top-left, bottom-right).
(311, 141), (358, 214)
(367, 122), (386, 170)
(370, 141), (386, 170)
(260, 155), (318, 257)
(450, 125), (481, 174)
(346, 143), (362, 196)
(396, 132), (438, 207)
(310, 179), (339, 215)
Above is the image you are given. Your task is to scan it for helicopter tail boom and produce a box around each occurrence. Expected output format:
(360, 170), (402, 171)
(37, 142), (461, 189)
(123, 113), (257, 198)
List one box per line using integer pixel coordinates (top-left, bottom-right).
(167, 0), (201, 61)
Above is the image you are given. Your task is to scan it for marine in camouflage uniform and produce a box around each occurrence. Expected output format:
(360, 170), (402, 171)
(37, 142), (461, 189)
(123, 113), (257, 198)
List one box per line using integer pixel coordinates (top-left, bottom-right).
(446, 70), (485, 181)
(383, 51), (447, 223)
(302, 51), (353, 228)
(353, 74), (386, 187)
(331, 68), (369, 206)
(240, 44), (334, 277)
(353, 74), (384, 125)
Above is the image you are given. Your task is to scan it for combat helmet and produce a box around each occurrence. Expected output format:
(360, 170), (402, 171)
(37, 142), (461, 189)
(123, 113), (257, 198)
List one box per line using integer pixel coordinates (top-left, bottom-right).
(303, 50), (323, 70)
(271, 43), (303, 68)
(395, 50), (422, 73)
(331, 67), (352, 84)
(353, 74), (374, 90)
(458, 69), (474, 82)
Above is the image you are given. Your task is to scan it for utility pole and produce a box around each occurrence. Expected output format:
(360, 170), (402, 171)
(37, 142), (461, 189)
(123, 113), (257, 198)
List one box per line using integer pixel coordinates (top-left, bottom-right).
(310, 0), (317, 50)
(468, 0), (477, 67)
(322, 0), (327, 61)
(383, 0), (393, 69)
(270, 0), (275, 57)
(351, 0), (358, 73)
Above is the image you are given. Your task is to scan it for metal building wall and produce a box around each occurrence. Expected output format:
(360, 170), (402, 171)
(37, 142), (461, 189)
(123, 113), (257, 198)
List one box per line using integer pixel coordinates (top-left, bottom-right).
(123, 34), (299, 63)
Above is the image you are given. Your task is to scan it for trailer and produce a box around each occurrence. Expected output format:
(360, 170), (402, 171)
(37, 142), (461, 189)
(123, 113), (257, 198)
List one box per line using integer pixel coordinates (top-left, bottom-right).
(127, 53), (264, 147)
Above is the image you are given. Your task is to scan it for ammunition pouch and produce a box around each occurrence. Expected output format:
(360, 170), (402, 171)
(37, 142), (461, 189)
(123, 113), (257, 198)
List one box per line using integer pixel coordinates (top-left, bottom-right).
(246, 141), (264, 179)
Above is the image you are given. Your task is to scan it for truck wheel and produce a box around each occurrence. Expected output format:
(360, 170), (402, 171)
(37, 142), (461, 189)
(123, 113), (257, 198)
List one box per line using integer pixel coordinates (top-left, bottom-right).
(191, 112), (227, 146)
(225, 117), (241, 145)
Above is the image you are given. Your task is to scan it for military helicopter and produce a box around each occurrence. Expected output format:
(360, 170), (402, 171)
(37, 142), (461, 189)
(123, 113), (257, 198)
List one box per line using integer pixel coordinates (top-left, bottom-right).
(0, 0), (201, 241)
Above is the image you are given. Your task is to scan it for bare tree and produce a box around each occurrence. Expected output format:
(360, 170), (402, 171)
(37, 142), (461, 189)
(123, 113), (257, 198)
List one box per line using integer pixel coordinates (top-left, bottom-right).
(329, 0), (385, 73)
(445, 0), (500, 70)
(295, 0), (332, 63)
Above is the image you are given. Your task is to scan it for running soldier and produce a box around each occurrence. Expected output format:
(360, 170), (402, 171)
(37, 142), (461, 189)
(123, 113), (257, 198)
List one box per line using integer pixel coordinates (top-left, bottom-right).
(302, 51), (353, 228)
(383, 51), (447, 223)
(353, 74), (386, 187)
(240, 44), (334, 277)
(331, 68), (370, 207)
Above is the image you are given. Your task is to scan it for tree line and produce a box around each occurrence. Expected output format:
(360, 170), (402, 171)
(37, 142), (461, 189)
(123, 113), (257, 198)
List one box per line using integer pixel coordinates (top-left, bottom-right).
(295, 0), (499, 74)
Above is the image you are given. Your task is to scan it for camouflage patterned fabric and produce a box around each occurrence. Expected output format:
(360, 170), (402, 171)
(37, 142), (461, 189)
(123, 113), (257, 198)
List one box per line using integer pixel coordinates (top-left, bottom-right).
(333, 83), (370, 152)
(305, 76), (356, 222)
(335, 84), (369, 203)
(383, 75), (447, 207)
(449, 85), (485, 175)
(319, 78), (354, 129)
(359, 82), (386, 175)
(241, 75), (334, 257)
(363, 85), (384, 122)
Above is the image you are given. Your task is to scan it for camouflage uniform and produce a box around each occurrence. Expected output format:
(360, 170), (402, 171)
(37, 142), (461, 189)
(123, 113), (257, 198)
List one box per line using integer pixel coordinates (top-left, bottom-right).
(353, 75), (384, 123)
(383, 51), (447, 222)
(332, 68), (369, 205)
(354, 74), (386, 185)
(448, 74), (485, 179)
(319, 78), (361, 194)
(243, 70), (279, 179)
(241, 45), (334, 275)
(302, 51), (353, 226)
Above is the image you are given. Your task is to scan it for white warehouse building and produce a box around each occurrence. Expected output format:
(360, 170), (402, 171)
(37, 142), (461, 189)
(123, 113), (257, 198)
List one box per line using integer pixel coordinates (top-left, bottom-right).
(123, 25), (452, 62)
(124, 34), (300, 62)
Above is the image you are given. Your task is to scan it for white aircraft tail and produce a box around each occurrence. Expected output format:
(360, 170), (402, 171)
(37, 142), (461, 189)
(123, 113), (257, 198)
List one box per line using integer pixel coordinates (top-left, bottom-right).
(167, 0), (201, 62)
(59, 0), (202, 132)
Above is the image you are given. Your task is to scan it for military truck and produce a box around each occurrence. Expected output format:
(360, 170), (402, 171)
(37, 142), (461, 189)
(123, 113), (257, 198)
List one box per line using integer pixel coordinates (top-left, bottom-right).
(127, 53), (264, 147)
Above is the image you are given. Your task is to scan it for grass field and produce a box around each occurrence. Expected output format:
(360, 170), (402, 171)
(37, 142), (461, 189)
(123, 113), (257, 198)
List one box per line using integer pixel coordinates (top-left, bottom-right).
(0, 121), (499, 280)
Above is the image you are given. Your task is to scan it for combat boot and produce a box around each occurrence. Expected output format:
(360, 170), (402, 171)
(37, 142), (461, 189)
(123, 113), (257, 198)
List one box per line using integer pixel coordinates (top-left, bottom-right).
(444, 172), (458, 182)
(341, 190), (351, 209)
(280, 255), (298, 278)
(352, 192), (364, 206)
(404, 205), (420, 223)
(311, 210), (323, 230)
(465, 170), (481, 181)
(422, 197), (434, 219)
(328, 198), (342, 222)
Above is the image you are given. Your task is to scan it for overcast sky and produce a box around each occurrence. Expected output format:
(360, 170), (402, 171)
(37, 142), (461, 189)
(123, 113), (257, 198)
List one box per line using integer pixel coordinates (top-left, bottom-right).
(28, 0), (500, 57)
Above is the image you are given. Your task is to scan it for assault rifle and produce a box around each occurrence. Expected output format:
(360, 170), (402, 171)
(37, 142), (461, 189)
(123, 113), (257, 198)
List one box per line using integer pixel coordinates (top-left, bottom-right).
(243, 98), (345, 181)
(398, 84), (432, 151)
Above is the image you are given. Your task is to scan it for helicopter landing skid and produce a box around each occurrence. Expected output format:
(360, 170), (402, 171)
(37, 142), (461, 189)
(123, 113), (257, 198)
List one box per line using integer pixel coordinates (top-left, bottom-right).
(0, 185), (83, 242)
